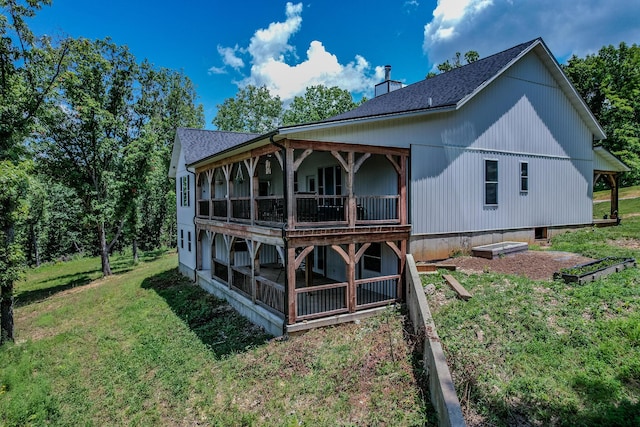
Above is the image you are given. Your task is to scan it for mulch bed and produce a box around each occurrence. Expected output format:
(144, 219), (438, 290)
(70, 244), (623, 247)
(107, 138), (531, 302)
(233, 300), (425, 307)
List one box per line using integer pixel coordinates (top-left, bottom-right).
(441, 250), (594, 281)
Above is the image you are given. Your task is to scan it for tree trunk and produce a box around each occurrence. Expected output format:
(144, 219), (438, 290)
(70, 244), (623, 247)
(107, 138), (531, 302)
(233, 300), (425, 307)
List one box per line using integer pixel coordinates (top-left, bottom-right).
(1, 224), (15, 343)
(0, 284), (14, 343)
(99, 223), (112, 276)
(31, 224), (40, 267)
(132, 238), (138, 264)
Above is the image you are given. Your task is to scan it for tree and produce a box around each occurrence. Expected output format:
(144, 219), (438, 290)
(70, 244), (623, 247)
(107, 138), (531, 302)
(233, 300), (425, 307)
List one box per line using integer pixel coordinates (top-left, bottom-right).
(0, 161), (28, 342)
(0, 0), (70, 343)
(213, 85), (282, 133)
(38, 38), (141, 276)
(427, 50), (480, 78)
(282, 85), (363, 126)
(133, 63), (204, 252)
(564, 42), (640, 185)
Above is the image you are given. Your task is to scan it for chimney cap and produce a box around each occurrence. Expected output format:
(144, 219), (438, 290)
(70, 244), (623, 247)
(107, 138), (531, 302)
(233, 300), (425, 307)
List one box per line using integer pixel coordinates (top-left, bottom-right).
(384, 65), (391, 81)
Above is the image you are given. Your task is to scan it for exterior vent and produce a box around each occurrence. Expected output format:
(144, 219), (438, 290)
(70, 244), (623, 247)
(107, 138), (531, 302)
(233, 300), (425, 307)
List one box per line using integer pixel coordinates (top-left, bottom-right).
(375, 65), (403, 97)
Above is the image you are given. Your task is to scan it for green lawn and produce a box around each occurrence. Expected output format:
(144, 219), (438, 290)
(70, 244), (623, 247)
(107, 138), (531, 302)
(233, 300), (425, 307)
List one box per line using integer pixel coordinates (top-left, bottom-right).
(427, 197), (640, 426)
(1, 251), (431, 426)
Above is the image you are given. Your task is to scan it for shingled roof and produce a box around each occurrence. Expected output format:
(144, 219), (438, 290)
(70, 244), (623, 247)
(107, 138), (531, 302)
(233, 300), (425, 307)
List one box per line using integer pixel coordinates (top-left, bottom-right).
(320, 38), (539, 123)
(176, 127), (259, 165)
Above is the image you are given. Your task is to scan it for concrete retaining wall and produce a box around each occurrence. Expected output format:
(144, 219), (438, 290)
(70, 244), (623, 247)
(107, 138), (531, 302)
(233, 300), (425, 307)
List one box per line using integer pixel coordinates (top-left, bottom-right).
(405, 254), (466, 427)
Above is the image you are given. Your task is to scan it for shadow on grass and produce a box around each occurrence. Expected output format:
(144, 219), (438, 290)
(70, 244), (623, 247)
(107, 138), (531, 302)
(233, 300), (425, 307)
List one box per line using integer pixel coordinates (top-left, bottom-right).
(15, 275), (95, 307)
(141, 267), (272, 359)
(16, 260), (137, 307)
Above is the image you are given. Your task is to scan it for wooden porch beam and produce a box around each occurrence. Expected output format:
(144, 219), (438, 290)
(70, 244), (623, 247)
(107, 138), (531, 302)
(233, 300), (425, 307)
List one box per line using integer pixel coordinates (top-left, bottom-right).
(294, 245), (315, 270)
(330, 244), (350, 264)
(354, 242), (371, 263)
(353, 153), (371, 174)
(288, 139), (409, 156)
(293, 148), (313, 172)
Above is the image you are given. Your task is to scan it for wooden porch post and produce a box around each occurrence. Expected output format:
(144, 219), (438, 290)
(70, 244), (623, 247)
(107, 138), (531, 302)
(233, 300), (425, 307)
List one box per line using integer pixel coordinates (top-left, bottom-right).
(348, 243), (356, 312)
(610, 173), (619, 218)
(286, 145), (296, 229)
(222, 164), (232, 222)
(287, 246), (297, 324)
(399, 154), (407, 225)
(224, 235), (234, 289)
(249, 240), (261, 304)
(244, 157), (259, 225)
(195, 172), (201, 217)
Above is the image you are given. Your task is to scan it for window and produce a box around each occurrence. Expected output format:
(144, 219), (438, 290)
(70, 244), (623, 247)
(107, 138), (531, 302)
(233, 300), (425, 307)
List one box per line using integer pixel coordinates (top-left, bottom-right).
(187, 231), (192, 252)
(484, 159), (498, 205)
(520, 162), (529, 193)
(362, 242), (382, 273)
(179, 175), (191, 207)
(180, 229), (184, 249)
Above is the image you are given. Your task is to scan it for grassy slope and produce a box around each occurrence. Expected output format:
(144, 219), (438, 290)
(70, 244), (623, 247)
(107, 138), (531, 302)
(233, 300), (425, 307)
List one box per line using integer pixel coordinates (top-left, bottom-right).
(1, 252), (431, 426)
(427, 194), (640, 426)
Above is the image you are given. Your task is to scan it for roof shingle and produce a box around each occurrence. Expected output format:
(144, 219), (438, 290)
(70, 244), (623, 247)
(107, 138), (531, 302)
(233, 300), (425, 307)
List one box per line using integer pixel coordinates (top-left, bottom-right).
(176, 127), (259, 165)
(322, 38), (539, 123)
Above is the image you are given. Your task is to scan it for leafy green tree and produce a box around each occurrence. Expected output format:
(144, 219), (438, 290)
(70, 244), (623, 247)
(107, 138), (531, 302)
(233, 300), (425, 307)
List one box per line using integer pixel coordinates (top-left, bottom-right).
(133, 63), (204, 252)
(427, 50), (480, 78)
(0, 0), (70, 343)
(38, 38), (141, 276)
(282, 85), (363, 126)
(213, 85), (282, 133)
(0, 162), (28, 341)
(564, 42), (640, 185)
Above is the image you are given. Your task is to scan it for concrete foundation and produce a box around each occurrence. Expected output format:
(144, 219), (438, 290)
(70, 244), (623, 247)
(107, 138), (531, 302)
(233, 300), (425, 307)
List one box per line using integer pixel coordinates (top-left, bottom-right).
(409, 224), (589, 261)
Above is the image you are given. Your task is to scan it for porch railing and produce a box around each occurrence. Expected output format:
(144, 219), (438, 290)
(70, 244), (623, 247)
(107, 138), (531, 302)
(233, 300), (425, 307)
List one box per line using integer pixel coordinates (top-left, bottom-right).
(231, 198), (250, 221)
(212, 199), (227, 218)
(231, 266), (252, 296)
(295, 282), (348, 320)
(356, 195), (399, 223)
(197, 199), (210, 218)
(295, 194), (348, 224)
(197, 194), (401, 226)
(256, 276), (285, 314)
(212, 259), (229, 283)
(256, 196), (285, 223)
(355, 275), (399, 309)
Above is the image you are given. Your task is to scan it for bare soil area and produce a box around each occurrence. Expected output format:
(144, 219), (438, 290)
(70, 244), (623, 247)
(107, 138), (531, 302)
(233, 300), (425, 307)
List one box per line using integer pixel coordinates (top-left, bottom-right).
(442, 250), (594, 281)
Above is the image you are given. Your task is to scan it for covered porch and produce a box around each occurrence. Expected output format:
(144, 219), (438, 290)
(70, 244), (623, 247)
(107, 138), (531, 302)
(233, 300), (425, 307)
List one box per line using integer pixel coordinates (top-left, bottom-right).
(593, 146), (631, 226)
(195, 224), (409, 334)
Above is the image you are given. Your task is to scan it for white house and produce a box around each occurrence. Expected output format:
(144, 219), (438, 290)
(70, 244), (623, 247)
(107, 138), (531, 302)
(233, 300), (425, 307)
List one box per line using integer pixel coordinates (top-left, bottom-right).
(169, 38), (628, 335)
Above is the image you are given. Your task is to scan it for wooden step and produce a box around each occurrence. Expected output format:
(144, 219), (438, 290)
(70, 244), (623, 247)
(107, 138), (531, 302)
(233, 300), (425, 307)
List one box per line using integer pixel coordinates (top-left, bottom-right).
(442, 274), (472, 300)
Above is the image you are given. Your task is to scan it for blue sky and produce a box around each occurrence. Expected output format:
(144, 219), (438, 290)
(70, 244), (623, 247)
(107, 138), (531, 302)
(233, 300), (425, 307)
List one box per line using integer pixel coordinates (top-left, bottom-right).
(28, 0), (640, 129)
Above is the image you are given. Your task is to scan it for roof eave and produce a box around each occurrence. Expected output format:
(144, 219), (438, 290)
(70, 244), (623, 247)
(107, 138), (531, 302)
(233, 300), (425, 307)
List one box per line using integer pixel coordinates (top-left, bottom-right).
(279, 105), (456, 136)
(455, 39), (606, 141)
(187, 130), (278, 169)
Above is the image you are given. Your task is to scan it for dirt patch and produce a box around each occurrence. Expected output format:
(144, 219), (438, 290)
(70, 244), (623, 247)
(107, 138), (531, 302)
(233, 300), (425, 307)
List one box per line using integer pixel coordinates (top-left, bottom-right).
(441, 250), (594, 281)
(607, 238), (640, 250)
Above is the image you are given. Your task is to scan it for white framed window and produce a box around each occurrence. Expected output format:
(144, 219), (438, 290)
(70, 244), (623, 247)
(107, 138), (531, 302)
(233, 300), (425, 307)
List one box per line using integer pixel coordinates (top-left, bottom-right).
(484, 159), (498, 205)
(180, 175), (190, 207)
(180, 229), (184, 249)
(520, 162), (529, 193)
(187, 231), (192, 252)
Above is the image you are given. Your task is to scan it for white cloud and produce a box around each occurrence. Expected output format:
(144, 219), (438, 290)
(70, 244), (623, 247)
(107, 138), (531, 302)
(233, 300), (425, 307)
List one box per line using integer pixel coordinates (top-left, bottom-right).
(213, 2), (381, 102)
(218, 45), (244, 70)
(423, 0), (640, 69)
